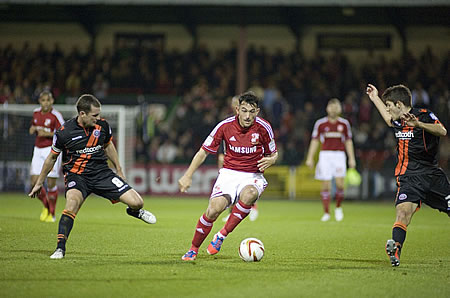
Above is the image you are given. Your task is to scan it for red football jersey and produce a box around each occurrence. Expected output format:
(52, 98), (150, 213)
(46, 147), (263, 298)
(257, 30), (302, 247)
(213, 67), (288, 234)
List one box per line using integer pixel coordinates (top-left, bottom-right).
(311, 116), (352, 151)
(202, 116), (277, 173)
(31, 107), (64, 148)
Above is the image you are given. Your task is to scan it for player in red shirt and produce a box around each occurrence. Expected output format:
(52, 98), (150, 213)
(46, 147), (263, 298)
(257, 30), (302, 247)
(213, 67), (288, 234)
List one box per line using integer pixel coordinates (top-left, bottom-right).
(218, 95), (259, 222)
(179, 91), (278, 261)
(29, 91), (64, 222)
(305, 98), (356, 222)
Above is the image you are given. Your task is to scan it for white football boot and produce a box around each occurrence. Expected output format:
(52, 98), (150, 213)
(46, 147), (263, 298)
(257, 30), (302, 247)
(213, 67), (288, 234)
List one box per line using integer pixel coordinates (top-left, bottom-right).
(139, 209), (157, 224)
(50, 248), (65, 259)
(335, 207), (344, 222)
(320, 213), (331, 222)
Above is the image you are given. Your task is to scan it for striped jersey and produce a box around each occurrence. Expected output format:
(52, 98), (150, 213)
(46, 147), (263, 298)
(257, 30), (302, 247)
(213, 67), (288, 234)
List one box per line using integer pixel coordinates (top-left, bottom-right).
(391, 108), (442, 176)
(51, 117), (113, 175)
(311, 116), (352, 151)
(31, 107), (64, 148)
(202, 116), (277, 173)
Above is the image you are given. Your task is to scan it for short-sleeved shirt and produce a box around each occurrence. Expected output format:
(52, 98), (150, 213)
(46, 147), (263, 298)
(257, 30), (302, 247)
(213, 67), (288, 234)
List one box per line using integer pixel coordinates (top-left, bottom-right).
(51, 117), (113, 176)
(31, 107), (64, 148)
(391, 108), (442, 176)
(311, 116), (352, 151)
(202, 116), (277, 173)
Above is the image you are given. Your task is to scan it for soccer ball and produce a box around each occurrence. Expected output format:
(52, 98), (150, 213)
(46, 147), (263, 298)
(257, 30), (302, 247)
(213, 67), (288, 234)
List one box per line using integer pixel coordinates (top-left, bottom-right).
(238, 238), (264, 262)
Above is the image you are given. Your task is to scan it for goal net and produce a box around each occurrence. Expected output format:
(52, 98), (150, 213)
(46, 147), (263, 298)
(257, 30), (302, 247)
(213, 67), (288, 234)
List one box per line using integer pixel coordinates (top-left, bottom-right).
(0, 104), (138, 192)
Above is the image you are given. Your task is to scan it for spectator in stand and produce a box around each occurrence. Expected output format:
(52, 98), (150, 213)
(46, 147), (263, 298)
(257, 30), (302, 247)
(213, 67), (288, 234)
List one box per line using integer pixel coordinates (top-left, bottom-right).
(411, 82), (430, 108)
(92, 73), (109, 100)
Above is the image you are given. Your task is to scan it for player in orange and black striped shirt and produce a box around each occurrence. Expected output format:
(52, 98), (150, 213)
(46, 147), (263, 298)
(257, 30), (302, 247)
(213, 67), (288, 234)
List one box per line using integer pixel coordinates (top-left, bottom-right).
(367, 84), (449, 267)
(29, 94), (157, 260)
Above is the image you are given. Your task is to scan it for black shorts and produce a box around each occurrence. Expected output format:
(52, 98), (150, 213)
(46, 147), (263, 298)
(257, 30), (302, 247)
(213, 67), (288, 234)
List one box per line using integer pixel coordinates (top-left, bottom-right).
(64, 169), (132, 204)
(395, 168), (450, 214)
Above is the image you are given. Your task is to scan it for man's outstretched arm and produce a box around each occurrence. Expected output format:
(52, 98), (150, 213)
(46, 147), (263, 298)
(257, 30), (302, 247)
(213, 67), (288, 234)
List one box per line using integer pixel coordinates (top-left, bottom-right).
(366, 84), (392, 127)
(178, 148), (209, 193)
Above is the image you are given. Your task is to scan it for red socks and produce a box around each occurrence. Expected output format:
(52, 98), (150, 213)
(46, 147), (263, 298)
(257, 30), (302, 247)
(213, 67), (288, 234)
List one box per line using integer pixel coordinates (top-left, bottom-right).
(47, 186), (58, 216)
(321, 191), (330, 214)
(37, 187), (49, 209)
(190, 214), (214, 252)
(335, 188), (344, 208)
(189, 201), (253, 252)
(220, 200), (252, 236)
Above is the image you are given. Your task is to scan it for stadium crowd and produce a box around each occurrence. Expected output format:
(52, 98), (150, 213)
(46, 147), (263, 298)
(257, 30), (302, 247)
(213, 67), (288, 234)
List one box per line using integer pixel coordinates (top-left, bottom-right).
(1, 42), (449, 169)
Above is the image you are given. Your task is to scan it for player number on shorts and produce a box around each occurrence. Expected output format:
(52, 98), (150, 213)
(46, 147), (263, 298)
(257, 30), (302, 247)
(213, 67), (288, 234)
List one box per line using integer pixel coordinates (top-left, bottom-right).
(112, 177), (124, 188)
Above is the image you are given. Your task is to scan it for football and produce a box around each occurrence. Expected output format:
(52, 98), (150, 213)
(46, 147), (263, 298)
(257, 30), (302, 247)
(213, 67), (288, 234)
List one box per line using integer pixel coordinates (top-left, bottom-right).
(238, 238), (265, 262)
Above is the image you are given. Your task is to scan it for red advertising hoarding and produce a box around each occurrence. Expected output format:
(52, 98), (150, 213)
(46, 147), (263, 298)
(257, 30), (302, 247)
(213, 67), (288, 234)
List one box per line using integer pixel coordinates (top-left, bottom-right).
(127, 164), (219, 196)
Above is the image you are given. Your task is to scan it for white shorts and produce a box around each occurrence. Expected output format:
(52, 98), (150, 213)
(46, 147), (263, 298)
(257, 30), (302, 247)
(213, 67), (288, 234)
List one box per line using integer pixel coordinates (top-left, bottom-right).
(315, 151), (347, 181)
(210, 168), (268, 205)
(30, 146), (61, 178)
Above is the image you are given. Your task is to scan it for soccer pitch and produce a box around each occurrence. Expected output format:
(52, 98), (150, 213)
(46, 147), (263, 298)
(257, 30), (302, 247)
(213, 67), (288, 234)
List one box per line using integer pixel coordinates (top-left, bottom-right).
(0, 193), (448, 298)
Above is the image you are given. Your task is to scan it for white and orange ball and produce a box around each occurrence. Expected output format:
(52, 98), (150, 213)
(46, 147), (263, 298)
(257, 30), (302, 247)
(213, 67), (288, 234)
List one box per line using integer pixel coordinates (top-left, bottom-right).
(238, 238), (265, 262)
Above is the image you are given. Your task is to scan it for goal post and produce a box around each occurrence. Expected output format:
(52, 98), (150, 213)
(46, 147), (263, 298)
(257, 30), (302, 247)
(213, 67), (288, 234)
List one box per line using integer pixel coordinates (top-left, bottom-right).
(0, 103), (138, 192)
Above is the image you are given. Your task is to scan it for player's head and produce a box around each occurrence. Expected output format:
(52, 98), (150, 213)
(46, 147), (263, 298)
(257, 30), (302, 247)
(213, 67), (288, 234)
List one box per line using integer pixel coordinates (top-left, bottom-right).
(326, 98), (342, 119)
(76, 94), (101, 127)
(38, 91), (54, 112)
(381, 85), (412, 120)
(236, 91), (260, 128)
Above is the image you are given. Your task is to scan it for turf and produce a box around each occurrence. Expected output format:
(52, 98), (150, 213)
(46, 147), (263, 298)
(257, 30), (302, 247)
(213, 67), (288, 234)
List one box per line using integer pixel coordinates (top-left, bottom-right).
(0, 193), (449, 298)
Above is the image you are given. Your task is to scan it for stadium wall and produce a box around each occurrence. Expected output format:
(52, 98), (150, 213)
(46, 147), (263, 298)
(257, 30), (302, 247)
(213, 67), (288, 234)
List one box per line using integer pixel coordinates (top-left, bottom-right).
(1, 22), (449, 63)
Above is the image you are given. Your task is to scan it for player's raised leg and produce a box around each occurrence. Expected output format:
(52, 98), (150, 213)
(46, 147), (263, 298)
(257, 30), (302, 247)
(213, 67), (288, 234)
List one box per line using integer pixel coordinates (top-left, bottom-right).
(182, 195), (228, 261)
(121, 189), (156, 224)
(50, 189), (84, 259)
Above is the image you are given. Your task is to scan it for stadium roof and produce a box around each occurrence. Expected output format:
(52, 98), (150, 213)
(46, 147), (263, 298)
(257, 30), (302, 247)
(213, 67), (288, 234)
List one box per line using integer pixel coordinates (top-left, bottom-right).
(1, 2), (449, 30)
(2, 0), (450, 6)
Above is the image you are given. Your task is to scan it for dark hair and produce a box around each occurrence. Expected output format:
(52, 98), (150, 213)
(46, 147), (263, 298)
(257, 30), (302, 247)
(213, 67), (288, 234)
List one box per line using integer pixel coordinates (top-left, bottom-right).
(381, 84), (412, 107)
(239, 91), (260, 108)
(76, 94), (101, 114)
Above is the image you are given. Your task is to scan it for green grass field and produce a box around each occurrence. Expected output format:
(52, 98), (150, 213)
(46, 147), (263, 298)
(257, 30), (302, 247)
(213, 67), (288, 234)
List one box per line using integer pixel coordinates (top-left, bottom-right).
(0, 193), (449, 298)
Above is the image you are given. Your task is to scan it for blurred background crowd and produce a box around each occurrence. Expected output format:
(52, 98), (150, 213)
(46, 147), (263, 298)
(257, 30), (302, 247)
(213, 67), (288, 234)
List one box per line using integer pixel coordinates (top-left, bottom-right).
(1, 42), (449, 170)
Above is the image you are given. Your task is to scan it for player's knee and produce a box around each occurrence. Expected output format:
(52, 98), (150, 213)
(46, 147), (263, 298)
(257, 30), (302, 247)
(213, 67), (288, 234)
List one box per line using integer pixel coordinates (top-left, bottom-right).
(47, 180), (57, 189)
(205, 208), (219, 220)
(206, 202), (225, 220)
(240, 187), (258, 204)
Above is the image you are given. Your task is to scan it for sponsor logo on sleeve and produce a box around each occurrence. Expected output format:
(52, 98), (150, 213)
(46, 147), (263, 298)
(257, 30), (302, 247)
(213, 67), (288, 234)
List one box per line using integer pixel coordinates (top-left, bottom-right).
(429, 112), (438, 120)
(269, 139), (276, 152)
(204, 135), (213, 147)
